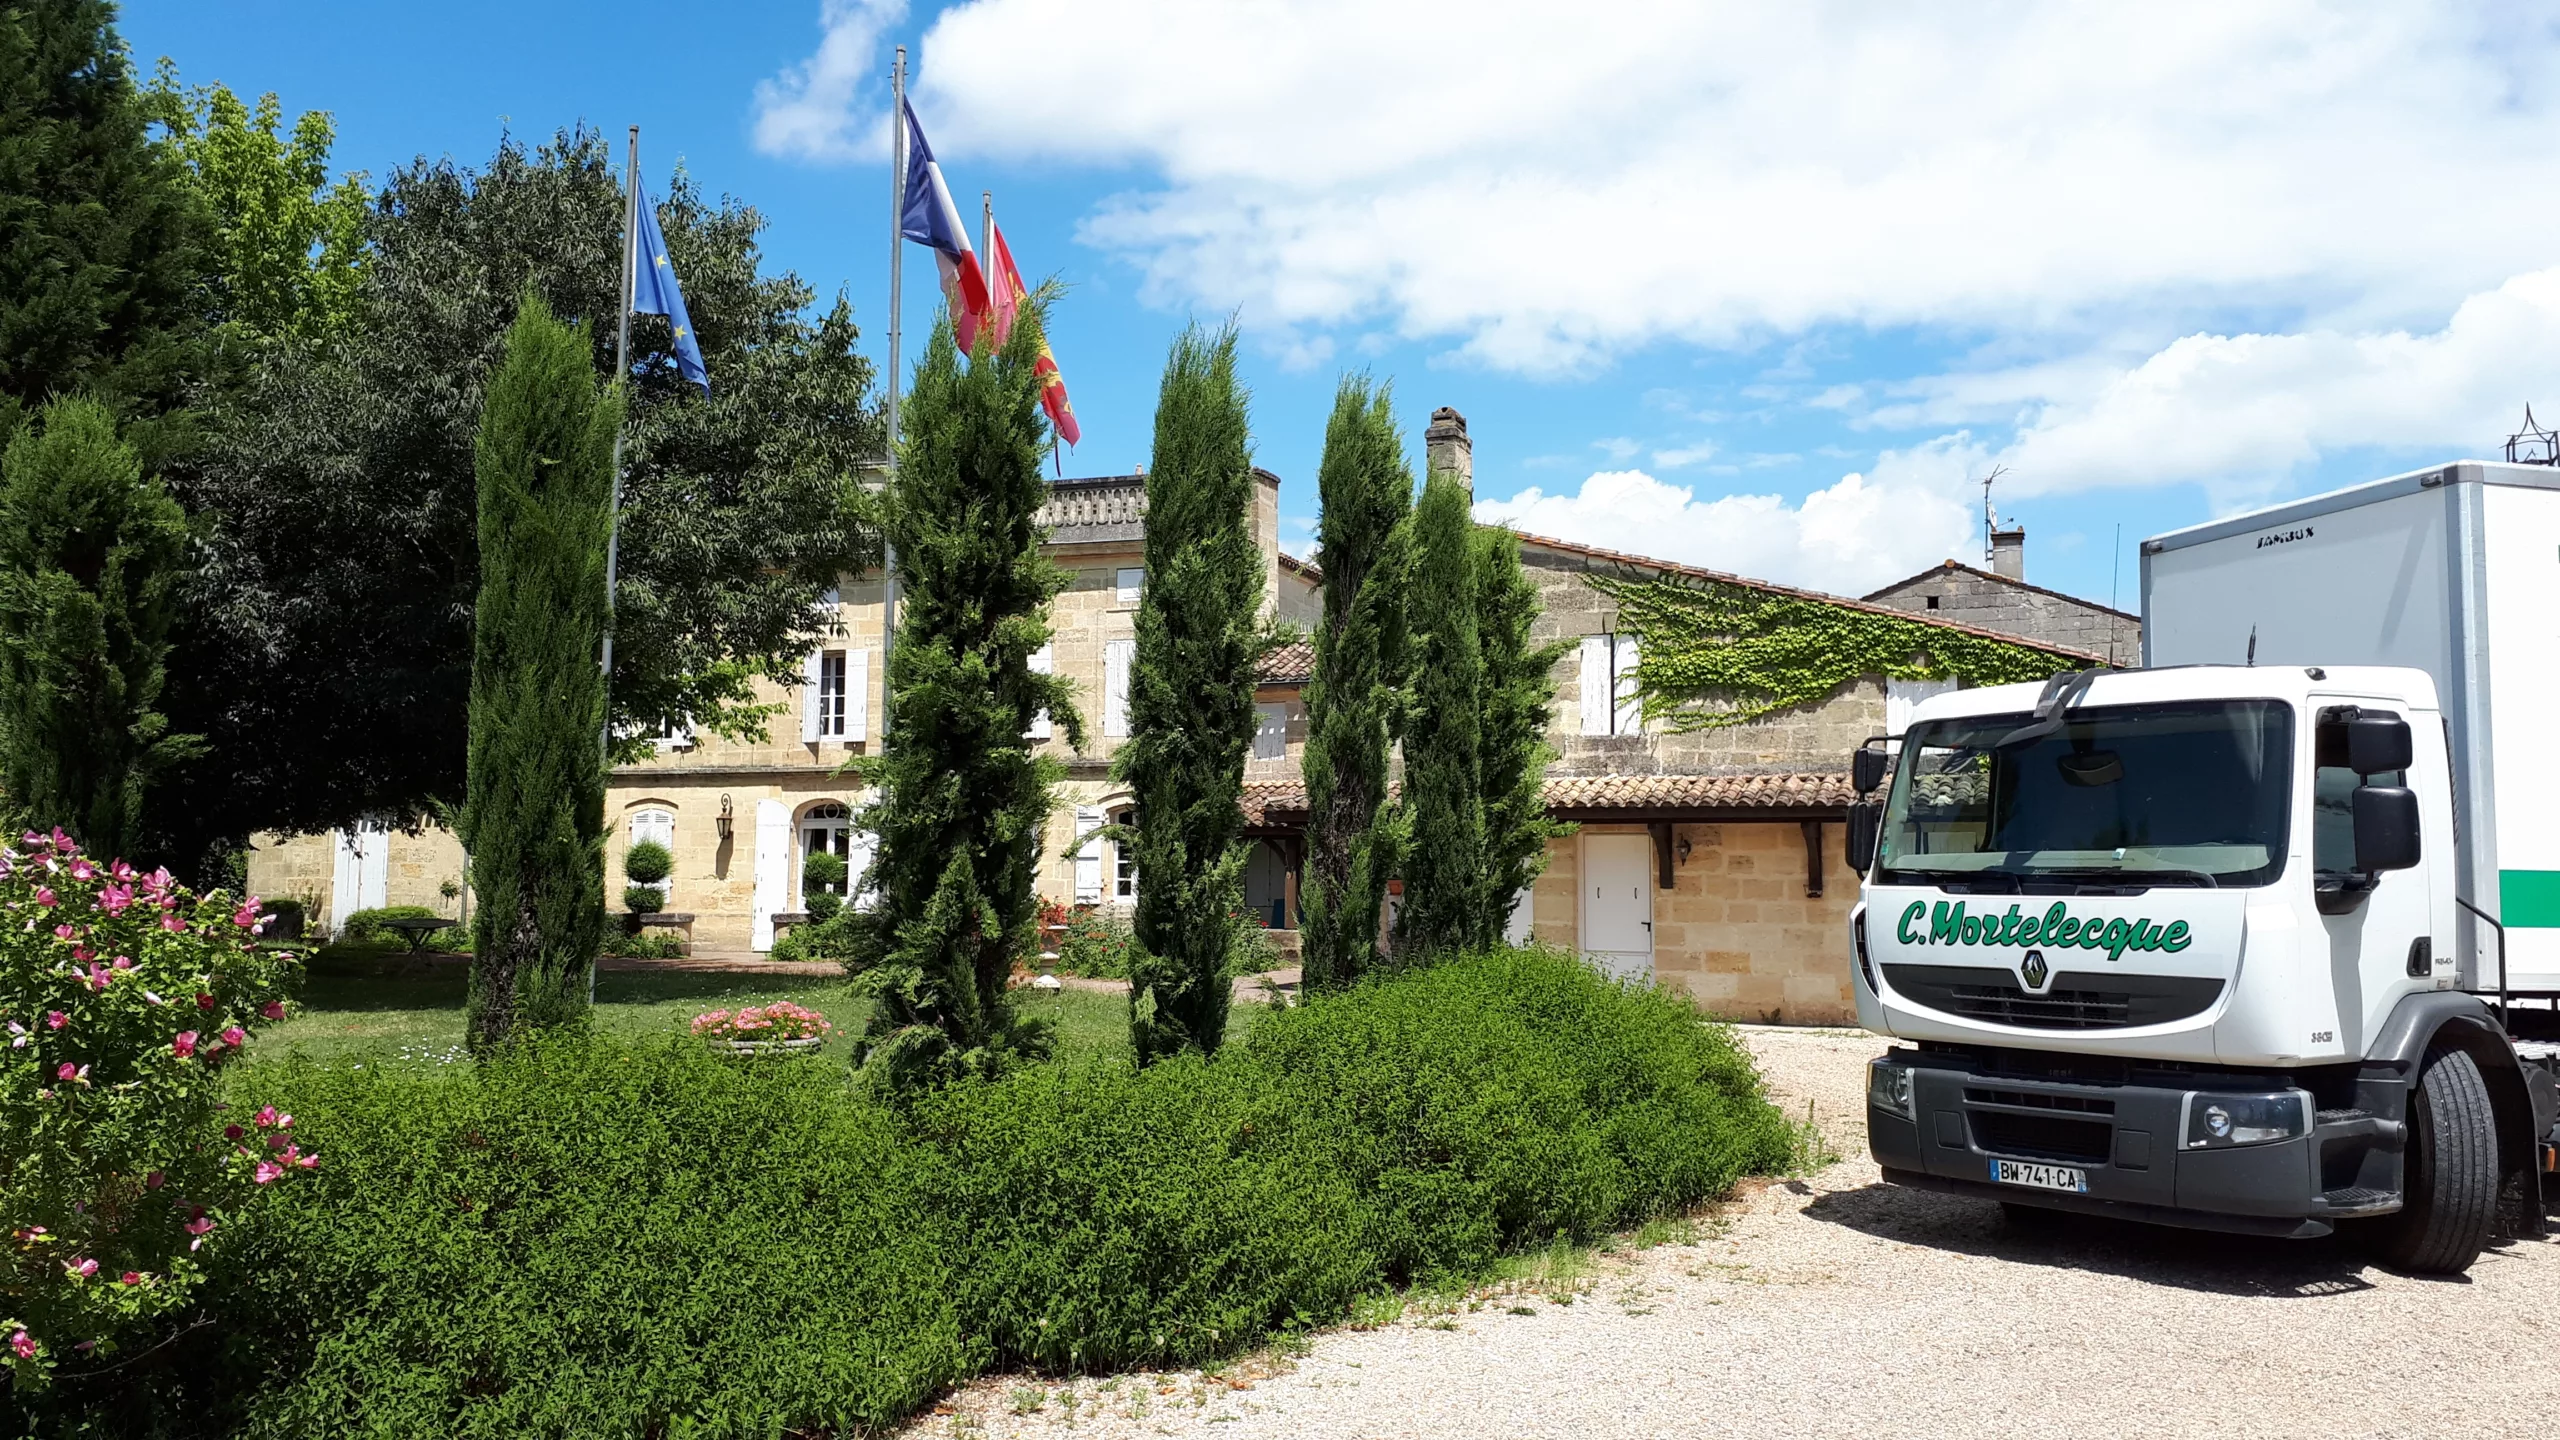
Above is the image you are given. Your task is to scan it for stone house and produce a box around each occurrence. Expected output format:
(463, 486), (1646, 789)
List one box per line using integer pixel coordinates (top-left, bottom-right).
(1862, 530), (2142, 663)
(247, 411), (2114, 1024)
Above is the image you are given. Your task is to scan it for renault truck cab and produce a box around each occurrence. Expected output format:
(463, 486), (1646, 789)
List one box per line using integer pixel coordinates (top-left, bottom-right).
(1848, 663), (2558, 1273)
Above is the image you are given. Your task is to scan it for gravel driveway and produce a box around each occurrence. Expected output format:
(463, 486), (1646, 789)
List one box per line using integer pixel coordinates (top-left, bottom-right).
(920, 1026), (2559, 1440)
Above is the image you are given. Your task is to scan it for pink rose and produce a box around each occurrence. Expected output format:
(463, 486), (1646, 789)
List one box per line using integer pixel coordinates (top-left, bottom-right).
(67, 858), (94, 881)
(219, 1027), (245, 1048)
(64, 1257), (96, 1279)
(231, 901), (260, 929)
(224, 1124), (244, 1140)
(252, 1161), (283, 1185)
(260, 1001), (286, 1021)
(33, 887), (54, 907)
(97, 884), (131, 915)
(54, 1062), (76, 1081)
(160, 914), (186, 932)
(253, 1105), (278, 1128)
(8, 1330), (32, 1360)
(183, 1215), (214, 1250)
(172, 1031), (198, 1058)
(196, 993), (216, 1011)
(44, 1011), (65, 1030)
(49, 828), (76, 854)
(119, 1271), (142, 1286)
(52, 924), (72, 940)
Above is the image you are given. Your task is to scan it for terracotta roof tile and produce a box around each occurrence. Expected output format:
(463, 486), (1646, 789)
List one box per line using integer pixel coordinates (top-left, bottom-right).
(1240, 780), (1308, 827)
(1258, 640), (1315, 685)
(1238, 771), (1852, 826)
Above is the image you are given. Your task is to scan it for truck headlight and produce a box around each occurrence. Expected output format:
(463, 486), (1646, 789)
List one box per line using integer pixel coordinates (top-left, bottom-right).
(2183, 1091), (2308, 1149)
(1868, 1058), (1915, 1120)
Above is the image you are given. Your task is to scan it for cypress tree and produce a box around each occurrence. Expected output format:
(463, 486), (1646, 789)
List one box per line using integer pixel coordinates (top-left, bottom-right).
(0, 396), (193, 857)
(1475, 524), (1570, 948)
(1119, 322), (1268, 1061)
(1298, 377), (1411, 991)
(0, 0), (204, 439)
(1391, 460), (1484, 959)
(855, 303), (1079, 1088)
(458, 295), (618, 1050)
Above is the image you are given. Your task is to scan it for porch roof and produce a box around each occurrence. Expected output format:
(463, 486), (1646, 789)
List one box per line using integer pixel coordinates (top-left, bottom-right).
(1240, 770), (1852, 829)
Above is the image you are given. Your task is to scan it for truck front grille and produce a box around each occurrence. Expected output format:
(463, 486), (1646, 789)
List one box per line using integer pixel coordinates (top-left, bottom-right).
(1881, 964), (2225, 1031)
(1970, 1110), (2113, 1164)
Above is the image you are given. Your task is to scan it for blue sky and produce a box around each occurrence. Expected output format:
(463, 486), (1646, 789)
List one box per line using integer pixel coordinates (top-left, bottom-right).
(122, 2), (2560, 608)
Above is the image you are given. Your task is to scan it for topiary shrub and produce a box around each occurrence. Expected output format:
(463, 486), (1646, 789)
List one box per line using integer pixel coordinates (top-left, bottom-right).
(800, 851), (846, 924)
(0, 829), (311, 1389)
(337, 905), (438, 946)
(621, 840), (671, 889)
(622, 886), (664, 917)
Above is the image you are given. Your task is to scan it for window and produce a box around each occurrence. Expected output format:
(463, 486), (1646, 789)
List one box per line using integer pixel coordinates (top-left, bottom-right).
(1925, 594), (1940, 610)
(1252, 702), (1289, 760)
(629, 809), (674, 896)
(1111, 806), (1138, 901)
(1578, 632), (1643, 736)
(1104, 639), (1135, 737)
(1026, 644), (1054, 740)
(1115, 567), (1144, 606)
(1877, 700), (2293, 889)
(801, 648), (868, 742)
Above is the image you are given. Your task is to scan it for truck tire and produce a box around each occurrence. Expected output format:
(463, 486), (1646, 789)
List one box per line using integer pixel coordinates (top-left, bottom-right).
(2367, 1046), (2498, 1274)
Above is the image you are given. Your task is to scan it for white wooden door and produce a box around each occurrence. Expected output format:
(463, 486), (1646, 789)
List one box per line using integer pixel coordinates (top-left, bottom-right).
(329, 821), (388, 930)
(1581, 833), (1653, 981)
(750, 799), (790, 951)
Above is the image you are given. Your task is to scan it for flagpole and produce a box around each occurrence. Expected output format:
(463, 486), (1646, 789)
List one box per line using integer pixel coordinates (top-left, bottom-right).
(880, 45), (907, 740)
(601, 125), (638, 748)
(982, 190), (992, 289)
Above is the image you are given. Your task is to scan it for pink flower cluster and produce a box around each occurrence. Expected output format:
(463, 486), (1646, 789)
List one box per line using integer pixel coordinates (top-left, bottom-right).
(691, 1001), (834, 1043)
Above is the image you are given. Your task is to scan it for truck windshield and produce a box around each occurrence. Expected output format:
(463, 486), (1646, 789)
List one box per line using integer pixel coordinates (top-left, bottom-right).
(1877, 700), (2292, 889)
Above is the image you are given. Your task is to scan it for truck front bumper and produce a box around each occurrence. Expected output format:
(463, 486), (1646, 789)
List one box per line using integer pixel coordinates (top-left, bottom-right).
(1868, 1052), (2338, 1239)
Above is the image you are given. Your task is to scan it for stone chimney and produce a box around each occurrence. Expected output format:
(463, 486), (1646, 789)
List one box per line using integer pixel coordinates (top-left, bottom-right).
(1990, 525), (2026, 580)
(1425, 407), (1472, 493)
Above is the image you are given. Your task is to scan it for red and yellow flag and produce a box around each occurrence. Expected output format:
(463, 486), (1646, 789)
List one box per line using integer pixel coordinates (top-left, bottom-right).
(986, 217), (1080, 447)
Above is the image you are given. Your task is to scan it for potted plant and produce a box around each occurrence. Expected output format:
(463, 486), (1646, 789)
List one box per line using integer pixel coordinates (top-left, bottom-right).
(624, 839), (672, 928)
(801, 850), (847, 922)
(691, 1002), (833, 1056)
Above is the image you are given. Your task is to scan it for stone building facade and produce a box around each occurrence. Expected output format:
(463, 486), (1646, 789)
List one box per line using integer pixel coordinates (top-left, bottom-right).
(246, 412), (2119, 1025)
(1863, 548), (2141, 664)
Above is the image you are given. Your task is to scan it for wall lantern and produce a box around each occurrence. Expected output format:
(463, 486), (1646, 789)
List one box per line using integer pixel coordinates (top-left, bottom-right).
(1675, 831), (1693, 866)
(717, 793), (735, 841)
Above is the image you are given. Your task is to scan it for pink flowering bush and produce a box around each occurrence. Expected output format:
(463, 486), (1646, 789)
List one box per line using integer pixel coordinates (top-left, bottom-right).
(690, 1002), (833, 1046)
(0, 829), (307, 1388)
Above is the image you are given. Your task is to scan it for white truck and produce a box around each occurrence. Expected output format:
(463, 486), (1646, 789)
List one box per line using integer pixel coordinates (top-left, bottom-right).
(1847, 459), (2560, 1273)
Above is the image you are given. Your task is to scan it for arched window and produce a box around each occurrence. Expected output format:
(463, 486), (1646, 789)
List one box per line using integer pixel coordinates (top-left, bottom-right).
(628, 808), (675, 896)
(797, 801), (875, 911)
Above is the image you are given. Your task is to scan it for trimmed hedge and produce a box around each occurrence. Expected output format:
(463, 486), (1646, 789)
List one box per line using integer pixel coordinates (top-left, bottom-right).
(31, 948), (1792, 1437)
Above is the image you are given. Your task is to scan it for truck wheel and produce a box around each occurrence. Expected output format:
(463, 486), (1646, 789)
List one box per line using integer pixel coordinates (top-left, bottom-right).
(2368, 1046), (2499, 1275)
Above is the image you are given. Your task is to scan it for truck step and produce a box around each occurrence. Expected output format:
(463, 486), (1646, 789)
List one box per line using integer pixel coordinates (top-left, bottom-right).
(2313, 1186), (2398, 1215)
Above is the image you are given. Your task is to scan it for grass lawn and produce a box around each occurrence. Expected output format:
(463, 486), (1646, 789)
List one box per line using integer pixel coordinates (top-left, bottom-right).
(256, 965), (1245, 1066)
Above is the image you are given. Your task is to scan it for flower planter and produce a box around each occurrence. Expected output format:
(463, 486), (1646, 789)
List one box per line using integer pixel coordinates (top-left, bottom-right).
(710, 1035), (824, 1057)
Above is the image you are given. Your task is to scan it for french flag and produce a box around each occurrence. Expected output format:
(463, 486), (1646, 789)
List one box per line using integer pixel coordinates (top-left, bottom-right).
(900, 99), (992, 352)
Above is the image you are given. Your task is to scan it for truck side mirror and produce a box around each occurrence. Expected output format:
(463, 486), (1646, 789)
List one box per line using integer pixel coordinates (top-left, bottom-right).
(1845, 803), (1881, 874)
(2347, 715), (2412, 776)
(1852, 747), (1890, 795)
(2352, 786), (2421, 872)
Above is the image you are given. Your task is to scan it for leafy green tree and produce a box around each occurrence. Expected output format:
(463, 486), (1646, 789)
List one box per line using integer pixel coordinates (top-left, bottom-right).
(1118, 322), (1270, 1061)
(157, 128), (877, 875)
(457, 295), (617, 1050)
(1299, 377), (1411, 991)
(144, 62), (365, 342)
(0, 397), (194, 857)
(0, 0), (205, 446)
(853, 303), (1080, 1088)
(1474, 524), (1569, 948)
(1390, 461), (1484, 961)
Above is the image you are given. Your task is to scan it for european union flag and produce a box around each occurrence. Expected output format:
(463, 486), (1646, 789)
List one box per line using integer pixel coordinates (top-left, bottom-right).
(632, 174), (709, 394)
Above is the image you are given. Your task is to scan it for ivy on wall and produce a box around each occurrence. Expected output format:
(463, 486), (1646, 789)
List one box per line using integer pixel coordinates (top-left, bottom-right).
(1585, 572), (2086, 732)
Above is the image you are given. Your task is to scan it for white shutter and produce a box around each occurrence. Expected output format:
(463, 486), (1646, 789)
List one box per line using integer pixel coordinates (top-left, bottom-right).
(1885, 676), (1957, 739)
(1579, 637), (1611, 736)
(1027, 644), (1054, 740)
(750, 800), (790, 951)
(1073, 805), (1106, 902)
(800, 648), (823, 743)
(846, 649), (870, 740)
(1104, 639), (1134, 737)
(1252, 702), (1288, 760)
(1612, 632), (1643, 736)
(845, 809), (878, 912)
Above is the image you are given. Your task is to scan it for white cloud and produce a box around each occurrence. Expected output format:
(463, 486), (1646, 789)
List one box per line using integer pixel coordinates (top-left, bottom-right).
(1473, 437), (1982, 595)
(1649, 443), (1719, 470)
(757, 1), (2560, 373)
(1987, 268), (2560, 504)
(752, 0), (907, 163)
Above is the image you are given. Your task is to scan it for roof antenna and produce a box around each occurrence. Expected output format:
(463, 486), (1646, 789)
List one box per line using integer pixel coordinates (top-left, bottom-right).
(2246, 625), (2257, 667)
(1976, 464), (2010, 564)
(2505, 405), (2560, 466)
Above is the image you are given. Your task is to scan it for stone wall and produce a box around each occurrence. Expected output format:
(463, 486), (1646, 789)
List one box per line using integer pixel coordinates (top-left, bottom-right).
(1522, 543), (1887, 776)
(1864, 564), (2139, 663)
(1527, 820), (1862, 1026)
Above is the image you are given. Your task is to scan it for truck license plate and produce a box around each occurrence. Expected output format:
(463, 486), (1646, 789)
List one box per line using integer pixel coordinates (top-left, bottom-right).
(1990, 1158), (2087, 1193)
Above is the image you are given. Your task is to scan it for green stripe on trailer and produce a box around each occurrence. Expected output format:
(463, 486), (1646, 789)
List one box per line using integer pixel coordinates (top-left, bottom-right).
(2496, 870), (2560, 927)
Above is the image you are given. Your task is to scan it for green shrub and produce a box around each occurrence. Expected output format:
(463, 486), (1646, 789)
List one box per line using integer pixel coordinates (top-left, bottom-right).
(801, 851), (846, 924)
(600, 931), (683, 960)
(1055, 907), (1138, 978)
(336, 905), (438, 945)
(63, 948), (1788, 1434)
(772, 909), (862, 964)
(621, 840), (672, 888)
(622, 885), (664, 917)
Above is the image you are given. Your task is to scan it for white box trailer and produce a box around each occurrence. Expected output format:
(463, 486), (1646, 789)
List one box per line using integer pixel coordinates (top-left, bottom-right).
(2142, 459), (2560, 997)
